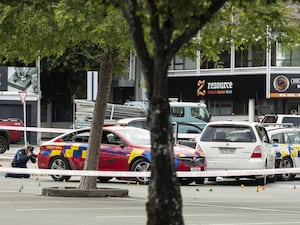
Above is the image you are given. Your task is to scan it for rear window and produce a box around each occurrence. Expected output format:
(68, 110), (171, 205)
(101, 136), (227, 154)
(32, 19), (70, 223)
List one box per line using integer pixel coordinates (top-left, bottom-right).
(200, 125), (256, 142)
(261, 115), (277, 123)
(282, 117), (300, 126)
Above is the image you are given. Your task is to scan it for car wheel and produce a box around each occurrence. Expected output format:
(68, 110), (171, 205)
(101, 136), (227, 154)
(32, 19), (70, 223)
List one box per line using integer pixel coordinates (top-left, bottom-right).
(179, 179), (194, 185)
(207, 177), (217, 182)
(0, 135), (8, 154)
(130, 158), (151, 184)
(97, 177), (112, 183)
(194, 178), (205, 184)
(278, 157), (294, 181)
(49, 157), (71, 181)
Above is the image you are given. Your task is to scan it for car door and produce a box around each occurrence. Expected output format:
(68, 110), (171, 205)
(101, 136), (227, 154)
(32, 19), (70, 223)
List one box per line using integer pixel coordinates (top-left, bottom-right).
(285, 130), (300, 167)
(99, 130), (131, 171)
(257, 126), (275, 169)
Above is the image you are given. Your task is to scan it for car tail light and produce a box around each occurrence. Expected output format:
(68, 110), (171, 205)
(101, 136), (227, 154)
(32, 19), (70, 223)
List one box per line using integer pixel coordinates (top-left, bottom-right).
(251, 145), (262, 158)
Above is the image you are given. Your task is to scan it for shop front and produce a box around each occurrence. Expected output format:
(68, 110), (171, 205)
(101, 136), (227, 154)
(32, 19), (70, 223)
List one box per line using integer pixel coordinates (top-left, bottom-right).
(168, 74), (266, 117)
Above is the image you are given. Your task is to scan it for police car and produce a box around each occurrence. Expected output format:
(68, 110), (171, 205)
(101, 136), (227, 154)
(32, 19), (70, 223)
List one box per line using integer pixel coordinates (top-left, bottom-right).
(266, 127), (300, 181)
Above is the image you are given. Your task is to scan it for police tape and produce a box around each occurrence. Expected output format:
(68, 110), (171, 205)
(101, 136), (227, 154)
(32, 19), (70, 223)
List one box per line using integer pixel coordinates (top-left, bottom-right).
(0, 125), (72, 133)
(1, 167), (300, 178)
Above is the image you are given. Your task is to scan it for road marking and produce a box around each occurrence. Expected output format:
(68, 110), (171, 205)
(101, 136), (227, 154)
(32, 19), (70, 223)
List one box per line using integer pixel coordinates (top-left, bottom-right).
(200, 222), (300, 225)
(16, 207), (144, 211)
(96, 215), (145, 219)
(184, 202), (300, 214)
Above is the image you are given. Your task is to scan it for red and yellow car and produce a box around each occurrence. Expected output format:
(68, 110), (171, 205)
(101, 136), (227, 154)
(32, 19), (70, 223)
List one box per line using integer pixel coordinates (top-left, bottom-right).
(38, 125), (206, 184)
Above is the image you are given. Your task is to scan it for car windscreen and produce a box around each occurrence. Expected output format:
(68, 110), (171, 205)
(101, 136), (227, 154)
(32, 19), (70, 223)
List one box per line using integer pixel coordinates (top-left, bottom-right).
(200, 125), (256, 142)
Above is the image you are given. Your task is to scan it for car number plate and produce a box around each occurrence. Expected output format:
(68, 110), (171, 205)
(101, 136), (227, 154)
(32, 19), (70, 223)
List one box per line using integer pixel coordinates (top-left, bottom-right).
(190, 167), (200, 172)
(219, 148), (235, 154)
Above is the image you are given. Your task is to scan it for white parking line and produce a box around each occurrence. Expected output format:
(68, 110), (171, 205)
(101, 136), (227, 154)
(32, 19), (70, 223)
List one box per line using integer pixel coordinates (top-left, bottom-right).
(16, 207), (144, 212)
(184, 202), (300, 214)
(200, 223), (300, 225)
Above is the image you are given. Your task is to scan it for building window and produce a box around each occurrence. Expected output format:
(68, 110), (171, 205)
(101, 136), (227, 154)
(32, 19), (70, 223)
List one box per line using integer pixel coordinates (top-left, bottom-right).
(252, 46), (266, 66)
(274, 43), (300, 67)
(235, 47), (249, 67)
(200, 51), (230, 69)
(235, 46), (266, 67)
(169, 56), (196, 70)
(184, 57), (197, 69)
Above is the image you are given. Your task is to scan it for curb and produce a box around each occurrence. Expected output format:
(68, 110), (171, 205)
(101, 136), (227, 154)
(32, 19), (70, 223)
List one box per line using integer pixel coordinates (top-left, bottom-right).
(42, 187), (129, 197)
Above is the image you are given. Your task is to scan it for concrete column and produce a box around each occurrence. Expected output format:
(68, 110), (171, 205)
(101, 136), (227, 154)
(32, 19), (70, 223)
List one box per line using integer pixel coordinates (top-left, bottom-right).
(248, 98), (255, 122)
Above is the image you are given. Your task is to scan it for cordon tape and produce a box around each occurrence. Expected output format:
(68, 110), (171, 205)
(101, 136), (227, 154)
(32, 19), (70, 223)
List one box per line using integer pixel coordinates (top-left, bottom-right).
(1, 125), (299, 178)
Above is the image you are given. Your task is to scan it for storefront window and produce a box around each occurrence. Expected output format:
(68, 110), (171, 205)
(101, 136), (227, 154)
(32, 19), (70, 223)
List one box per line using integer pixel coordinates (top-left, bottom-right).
(209, 100), (233, 116)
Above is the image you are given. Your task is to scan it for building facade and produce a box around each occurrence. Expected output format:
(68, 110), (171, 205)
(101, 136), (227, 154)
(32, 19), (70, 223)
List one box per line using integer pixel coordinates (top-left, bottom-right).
(163, 43), (300, 118)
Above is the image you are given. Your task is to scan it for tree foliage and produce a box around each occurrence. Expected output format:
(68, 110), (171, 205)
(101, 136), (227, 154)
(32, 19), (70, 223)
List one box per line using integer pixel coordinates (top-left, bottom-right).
(0, 0), (132, 191)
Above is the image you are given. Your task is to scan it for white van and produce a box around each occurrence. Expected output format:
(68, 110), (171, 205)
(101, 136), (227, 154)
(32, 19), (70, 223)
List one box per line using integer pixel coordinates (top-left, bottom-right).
(124, 101), (211, 131)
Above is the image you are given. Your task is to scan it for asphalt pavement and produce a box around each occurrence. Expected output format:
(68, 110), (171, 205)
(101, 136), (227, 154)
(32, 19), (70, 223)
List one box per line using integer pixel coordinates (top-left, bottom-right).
(2, 145), (300, 225)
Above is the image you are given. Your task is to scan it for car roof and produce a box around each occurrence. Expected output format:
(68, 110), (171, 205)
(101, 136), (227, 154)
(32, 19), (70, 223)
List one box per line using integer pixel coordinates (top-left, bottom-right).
(266, 127), (300, 133)
(117, 117), (146, 124)
(264, 114), (300, 118)
(104, 125), (148, 132)
(205, 121), (260, 127)
(169, 102), (207, 107)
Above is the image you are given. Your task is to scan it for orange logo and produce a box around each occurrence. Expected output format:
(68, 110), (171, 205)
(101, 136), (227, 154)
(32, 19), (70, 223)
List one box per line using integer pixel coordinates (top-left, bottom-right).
(197, 80), (206, 96)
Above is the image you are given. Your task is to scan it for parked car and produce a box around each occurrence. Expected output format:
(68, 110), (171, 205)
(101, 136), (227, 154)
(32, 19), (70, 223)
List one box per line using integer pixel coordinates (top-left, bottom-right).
(0, 118), (24, 153)
(38, 125), (206, 185)
(117, 117), (202, 148)
(266, 127), (300, 181)
(195, 121), (276, 185)
(261, 114), (300, 127)
(123, 100), (211, 131)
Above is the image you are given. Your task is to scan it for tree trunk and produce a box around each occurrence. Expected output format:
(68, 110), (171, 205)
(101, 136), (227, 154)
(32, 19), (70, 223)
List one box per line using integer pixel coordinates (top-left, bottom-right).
(146, 65), (184, 225)
(78, 50), (114, 190)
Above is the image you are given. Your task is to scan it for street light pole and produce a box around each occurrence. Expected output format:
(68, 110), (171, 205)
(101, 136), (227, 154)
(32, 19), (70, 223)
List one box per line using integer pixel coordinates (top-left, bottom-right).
(36, 55), (41, 145)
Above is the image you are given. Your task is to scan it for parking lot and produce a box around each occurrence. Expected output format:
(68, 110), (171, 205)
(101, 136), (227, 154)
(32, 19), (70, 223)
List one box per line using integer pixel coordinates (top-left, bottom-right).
(1, 145), (300, 225)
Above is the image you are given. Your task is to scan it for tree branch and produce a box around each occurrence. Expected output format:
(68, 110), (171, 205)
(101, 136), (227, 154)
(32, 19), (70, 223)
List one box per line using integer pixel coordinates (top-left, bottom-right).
(169, 0), (226, 58)
(121, 0), (153, 79)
